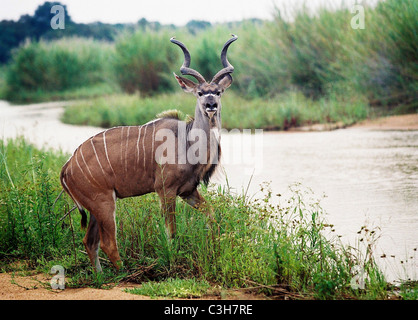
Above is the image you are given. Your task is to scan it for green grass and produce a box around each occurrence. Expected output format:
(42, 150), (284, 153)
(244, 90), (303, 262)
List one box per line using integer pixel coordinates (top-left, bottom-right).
(126, 278), (211, 298)
(0, 138), (76, 262)
(61, 91), (369, 130)
(1, 137), (416, 299)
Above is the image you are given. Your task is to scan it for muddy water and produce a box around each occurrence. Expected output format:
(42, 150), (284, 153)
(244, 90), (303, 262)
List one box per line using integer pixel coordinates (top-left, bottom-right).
(220, 129), (418, 282)
(1, 100), (417, 282)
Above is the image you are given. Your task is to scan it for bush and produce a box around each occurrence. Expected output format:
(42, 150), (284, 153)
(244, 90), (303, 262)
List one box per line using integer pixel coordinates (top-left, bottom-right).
(114, 30), (178, 95)
(4, 37), (114, 102)
(232, 7), (351, 99)
(338, 0), (418, 109)
(232, 0), (417, 112)
(0, 138), (77, 261)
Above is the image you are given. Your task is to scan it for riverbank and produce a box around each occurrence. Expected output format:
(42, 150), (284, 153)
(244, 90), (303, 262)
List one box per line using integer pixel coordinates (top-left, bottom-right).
(287, 113), (417, 132)
(1, 99), (415, 155)
(60, 92), (369, 132)
(352, 113), (418, 131)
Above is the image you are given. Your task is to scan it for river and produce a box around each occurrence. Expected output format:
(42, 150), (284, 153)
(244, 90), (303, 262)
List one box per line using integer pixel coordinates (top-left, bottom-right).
(1, 100), (417, 283)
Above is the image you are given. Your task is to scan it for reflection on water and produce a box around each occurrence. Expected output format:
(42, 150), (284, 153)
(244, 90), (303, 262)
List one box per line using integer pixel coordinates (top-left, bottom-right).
(219, 128), (418, 282)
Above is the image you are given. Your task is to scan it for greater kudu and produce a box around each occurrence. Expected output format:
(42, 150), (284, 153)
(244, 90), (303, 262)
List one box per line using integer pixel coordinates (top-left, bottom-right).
(60, 35), (237, 271)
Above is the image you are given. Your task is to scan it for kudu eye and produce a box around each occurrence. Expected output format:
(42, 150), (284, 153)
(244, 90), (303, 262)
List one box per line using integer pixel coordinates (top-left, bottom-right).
(216, 91), (221, 96)
(198, 92), (203, 97)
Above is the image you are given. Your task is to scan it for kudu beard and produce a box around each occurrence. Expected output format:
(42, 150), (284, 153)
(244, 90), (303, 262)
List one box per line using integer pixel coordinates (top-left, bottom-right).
(154, 123), (264, 175)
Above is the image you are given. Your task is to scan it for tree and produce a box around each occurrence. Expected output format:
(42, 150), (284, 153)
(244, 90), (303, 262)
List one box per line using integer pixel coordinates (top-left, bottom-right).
(186, 20), (211, 35)
(31, 1), (72, 39)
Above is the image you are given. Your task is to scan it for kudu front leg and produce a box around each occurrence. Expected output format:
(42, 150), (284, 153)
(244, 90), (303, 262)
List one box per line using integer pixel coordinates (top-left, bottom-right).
(182, 189), (215, 223)
(158, 194), (177, 239)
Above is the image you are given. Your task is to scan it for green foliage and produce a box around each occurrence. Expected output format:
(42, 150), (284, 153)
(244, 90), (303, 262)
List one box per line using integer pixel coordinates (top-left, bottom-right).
(61, 91), (369, 130)
(126, 278), (211, 298)
(113, 30), (178, 95)
(4, 0), (416, 117)
(338, 0), (418, 109)
(4, 38), (115, 102)
(0, 138), (79, 262)
(186, 20), (212, 35)
(231, 0), (417, 111)
(61, 93), (195, 127)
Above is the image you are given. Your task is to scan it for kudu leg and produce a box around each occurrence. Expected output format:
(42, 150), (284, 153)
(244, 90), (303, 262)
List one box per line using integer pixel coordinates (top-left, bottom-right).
(182, 189), (215, 223)
(158, 193), (177, 239)
(83, 214), (102, 272)
(182, 189), (219, 237)
(90, 195), (122, 271)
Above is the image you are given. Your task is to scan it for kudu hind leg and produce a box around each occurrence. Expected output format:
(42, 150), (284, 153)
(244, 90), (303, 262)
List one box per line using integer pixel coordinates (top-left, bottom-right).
(91, 197), (122, 270)
(83, 214), (102, 272)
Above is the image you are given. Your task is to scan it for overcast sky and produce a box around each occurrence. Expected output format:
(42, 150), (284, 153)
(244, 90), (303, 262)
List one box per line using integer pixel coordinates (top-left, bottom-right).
(0, 0), (373, 25)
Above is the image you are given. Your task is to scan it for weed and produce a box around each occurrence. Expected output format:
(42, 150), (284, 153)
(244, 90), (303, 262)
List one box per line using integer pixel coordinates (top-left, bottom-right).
(126, 278), (211, 298)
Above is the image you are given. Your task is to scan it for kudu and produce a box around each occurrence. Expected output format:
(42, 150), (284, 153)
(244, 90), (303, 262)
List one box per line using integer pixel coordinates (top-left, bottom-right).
(60, 35), (238, 271)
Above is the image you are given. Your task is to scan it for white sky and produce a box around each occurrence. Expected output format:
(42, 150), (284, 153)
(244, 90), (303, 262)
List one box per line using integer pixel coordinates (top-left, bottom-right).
(0, 0), (374, 25)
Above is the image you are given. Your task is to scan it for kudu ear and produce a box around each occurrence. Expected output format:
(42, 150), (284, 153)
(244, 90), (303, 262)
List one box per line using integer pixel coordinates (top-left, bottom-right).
(174, 73), (197, 93)
(217, 74), (233, 90)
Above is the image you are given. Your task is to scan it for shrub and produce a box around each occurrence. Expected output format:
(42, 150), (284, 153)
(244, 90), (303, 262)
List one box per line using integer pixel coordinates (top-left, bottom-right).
(0, 138), (77, 261)
(338, 0), (418, 109)
(114, 30), (178, 95)
(4, 37), (114, 102)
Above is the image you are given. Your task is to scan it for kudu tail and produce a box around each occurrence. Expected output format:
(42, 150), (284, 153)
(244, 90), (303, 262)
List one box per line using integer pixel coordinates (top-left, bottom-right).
(78, 207), (88, 229)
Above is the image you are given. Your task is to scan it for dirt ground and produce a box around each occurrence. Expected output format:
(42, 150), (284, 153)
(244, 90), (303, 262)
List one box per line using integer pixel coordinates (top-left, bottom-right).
(0, 272), (149, 300)
(292, 113), (418, 132)
(0, 271), (268, 300)
(351, 113), (418, 131)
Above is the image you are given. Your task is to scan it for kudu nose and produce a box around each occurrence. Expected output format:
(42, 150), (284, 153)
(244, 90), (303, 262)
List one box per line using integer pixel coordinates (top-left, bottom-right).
(205, 102), (218, 111)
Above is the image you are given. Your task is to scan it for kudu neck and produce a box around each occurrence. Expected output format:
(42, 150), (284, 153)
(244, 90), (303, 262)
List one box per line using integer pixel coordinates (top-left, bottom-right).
(192, 101), (222, 133)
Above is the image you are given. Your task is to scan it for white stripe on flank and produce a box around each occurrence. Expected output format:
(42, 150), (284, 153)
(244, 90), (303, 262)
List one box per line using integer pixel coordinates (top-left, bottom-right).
(103, 131), (116, 176)
(61, 177), (83, 210)
(136, 126), (142, 170)
(120, 127), (125, 166)
(125, 126), (130, 173)
(151, 123), (156, 165)
(142, 125), (147, 168)
(80, 145), (100, 186)
(75, 151), (86, 179)
(90, 138), (106, 177)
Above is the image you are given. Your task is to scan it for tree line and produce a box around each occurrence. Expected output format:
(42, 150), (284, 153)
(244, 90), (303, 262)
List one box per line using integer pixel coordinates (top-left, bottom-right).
(0, 1), (220, 63)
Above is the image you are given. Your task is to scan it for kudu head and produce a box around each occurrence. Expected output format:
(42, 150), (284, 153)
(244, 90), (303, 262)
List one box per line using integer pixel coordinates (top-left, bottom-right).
(170, 35), (237, 121)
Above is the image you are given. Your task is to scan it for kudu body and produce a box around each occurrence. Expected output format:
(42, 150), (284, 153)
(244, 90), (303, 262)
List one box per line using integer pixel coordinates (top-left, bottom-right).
(60, 35), (237, 271)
